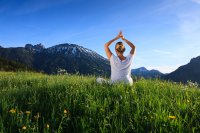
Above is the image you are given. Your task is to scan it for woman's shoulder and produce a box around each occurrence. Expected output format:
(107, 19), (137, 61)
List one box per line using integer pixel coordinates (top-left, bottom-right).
(110, 54), (118, 62)
(110, 54), (117, 59)
(126, 53), (134, 60)
(126, 53), (132, 58)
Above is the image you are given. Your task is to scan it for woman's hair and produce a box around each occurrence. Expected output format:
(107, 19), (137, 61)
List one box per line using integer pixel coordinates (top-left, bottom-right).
(115, 42), (125, 53)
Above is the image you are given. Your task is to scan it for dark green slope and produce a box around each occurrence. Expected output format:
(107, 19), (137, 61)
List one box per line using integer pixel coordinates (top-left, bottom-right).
(0, 57), (32, 72)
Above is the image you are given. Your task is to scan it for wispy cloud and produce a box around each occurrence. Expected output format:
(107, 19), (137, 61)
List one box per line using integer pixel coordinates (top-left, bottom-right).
(155, 0), (200, 40)
(191, 0), (200, 4)
(153, 49), (172, 55)
(175, 6), (200, 58)
(178, 11), (200, 40)
(148, 0), (200, 73)
(65, 31), (86, 39)
(153, 0), (185, 14)
(12, 0), (75, 15)
(146, 64), (181, 74)
(155, 0), (200, 53)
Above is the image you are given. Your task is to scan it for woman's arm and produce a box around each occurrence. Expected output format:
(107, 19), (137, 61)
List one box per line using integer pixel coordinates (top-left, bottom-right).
(122, 37), (136, 55)
(104, 31), (121, 59)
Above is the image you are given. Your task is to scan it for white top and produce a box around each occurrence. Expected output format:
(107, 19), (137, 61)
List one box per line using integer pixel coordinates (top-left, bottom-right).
(110, 54), (134, 85)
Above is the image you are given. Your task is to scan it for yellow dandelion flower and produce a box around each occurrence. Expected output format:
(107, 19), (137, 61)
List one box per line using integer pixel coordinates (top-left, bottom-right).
(18, 111), (23, 115)
(25, 111), (31, 115)
(64, 109), (68, 114)
(168, 116), (176, 119)
(22, 126), (27, 130)
(46, 124), (50, 128)
(9, 109), (16, 114)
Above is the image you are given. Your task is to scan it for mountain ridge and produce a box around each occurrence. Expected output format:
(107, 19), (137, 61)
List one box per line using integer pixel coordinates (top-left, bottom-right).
(165, 56), (200, 84)
(0, 43), (110, 76)
(131, 67), (163, 78)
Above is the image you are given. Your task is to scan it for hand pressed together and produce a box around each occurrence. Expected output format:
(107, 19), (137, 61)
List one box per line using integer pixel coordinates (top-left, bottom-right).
(116, 31), (125, 40)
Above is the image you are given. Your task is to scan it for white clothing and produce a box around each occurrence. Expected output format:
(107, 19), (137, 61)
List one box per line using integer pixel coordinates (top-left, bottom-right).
(96, 77), (109, 84)
(110, 54), (134, 85)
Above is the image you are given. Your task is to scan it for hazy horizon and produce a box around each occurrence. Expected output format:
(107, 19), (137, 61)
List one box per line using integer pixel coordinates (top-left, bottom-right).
(1, 0), (200, 73)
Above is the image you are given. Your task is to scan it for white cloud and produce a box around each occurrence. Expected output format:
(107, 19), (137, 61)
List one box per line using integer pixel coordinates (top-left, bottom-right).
(152, 49), (172, 55)
(191, 0), (200, 4)
(153, 0), (185, 14)
(178, 11), (200, 40)
(153, 0), (200, 64)
(124, 0), (200, 74)
(175, 8), (200, 58)
(146, 65), (181, 74)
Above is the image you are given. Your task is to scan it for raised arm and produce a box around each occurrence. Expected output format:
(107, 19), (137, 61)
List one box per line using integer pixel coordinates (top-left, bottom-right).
(104, 31), (121, 59)
(122, 36), (136, 55)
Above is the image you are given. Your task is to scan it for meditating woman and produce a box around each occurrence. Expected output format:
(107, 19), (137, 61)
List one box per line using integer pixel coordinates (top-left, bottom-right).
(97, 31), (136, 85)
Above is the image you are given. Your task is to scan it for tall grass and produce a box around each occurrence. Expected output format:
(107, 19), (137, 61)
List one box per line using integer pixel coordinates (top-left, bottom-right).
(0, 72), (200, 133)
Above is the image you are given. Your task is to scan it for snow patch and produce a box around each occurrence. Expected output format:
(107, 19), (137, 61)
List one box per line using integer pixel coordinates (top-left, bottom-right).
(72, 47), (77, 55)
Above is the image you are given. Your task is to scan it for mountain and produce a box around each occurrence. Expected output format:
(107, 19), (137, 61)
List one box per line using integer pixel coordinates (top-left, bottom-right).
(0, 57), (32, 72)
(0, 43), (110, 76)
(131, 67), (163, 78)
(165, 56), (200, 84)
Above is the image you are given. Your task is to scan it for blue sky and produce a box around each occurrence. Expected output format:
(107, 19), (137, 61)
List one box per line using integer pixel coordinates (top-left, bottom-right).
(0, 0), (200, 73)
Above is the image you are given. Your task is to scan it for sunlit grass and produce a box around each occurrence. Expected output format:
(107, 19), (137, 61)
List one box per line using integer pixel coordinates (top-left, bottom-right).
(0, 72), (200, 133)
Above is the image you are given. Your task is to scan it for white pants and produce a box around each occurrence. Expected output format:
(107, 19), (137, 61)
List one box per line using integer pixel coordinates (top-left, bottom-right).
(96, 78), (110, 84)
(96, 77), (133, 86)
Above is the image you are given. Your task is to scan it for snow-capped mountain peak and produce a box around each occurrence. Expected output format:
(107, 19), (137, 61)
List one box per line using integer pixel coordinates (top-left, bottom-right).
(47, 43), (107, 61)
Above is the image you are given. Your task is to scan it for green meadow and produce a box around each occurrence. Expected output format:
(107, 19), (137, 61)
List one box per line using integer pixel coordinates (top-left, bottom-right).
(0, 72), (200, 133)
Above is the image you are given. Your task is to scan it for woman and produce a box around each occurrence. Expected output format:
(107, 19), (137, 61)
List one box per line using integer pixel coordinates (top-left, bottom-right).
(97, 31), (136, 85)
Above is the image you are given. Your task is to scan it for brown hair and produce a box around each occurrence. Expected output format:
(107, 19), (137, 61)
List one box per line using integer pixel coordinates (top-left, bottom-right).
(115, 42), (125, 53)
